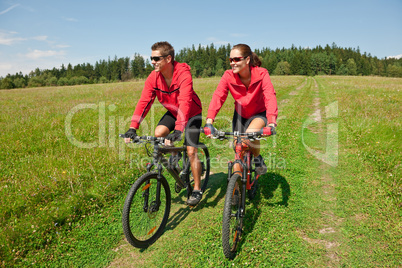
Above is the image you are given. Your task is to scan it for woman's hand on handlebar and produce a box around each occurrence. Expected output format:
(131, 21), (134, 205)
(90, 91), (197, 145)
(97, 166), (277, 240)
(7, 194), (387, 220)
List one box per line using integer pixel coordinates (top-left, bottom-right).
(203, 123), (216, 138)
(260, 124), (276, 137)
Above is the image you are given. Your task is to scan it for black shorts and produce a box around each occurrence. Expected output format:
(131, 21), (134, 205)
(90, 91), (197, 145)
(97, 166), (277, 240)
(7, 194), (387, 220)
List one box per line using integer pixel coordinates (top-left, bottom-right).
(158, 111), (202, 147)
(232, 109), (267, 133)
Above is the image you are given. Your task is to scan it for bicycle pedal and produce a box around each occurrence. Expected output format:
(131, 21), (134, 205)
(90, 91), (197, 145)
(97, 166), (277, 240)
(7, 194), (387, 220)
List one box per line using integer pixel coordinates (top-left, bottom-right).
(187, 202), (198, 208)
(174, 183), (183, 193)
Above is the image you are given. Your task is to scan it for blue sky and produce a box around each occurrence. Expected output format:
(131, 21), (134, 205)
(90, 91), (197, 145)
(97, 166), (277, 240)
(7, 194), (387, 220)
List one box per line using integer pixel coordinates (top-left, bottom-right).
(0, 0), (401, 77)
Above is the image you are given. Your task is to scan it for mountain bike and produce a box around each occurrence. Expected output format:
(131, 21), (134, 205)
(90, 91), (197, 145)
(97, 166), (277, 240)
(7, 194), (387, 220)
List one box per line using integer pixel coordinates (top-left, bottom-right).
(212, 127), (275, 259)
(119, 133), (210, 248)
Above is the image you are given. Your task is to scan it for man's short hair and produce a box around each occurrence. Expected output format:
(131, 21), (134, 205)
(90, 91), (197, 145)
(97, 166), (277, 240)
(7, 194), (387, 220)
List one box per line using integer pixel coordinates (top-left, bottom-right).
(151, 41), (175, 62)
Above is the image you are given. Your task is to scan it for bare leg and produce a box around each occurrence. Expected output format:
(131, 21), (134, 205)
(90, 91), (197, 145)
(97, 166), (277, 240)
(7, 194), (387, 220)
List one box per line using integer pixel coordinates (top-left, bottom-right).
(187, 146), (201, 191)
(245, 118), (266, 157)
(154, 125), (170, 138)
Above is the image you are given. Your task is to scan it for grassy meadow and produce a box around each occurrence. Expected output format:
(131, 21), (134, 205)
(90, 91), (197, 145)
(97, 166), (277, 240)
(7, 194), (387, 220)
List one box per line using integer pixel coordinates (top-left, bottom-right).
(0, 76), (401, 267)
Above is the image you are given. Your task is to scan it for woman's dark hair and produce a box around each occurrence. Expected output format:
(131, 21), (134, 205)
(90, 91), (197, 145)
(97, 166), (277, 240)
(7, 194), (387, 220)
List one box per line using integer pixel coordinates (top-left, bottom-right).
(151, 41), (175, 61)
(232, 43), (261, 67)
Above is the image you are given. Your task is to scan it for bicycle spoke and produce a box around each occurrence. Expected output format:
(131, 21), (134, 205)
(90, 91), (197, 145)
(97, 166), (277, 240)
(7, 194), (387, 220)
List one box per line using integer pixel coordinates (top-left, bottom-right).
(130, 183), (164, 239)
(142, 183), (151, 191)
(122, 173), (171, 248)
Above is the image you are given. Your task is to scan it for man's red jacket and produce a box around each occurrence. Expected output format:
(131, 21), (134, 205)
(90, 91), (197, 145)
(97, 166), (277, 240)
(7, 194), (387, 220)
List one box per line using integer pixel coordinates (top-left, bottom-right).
(130, 62), (202, 132)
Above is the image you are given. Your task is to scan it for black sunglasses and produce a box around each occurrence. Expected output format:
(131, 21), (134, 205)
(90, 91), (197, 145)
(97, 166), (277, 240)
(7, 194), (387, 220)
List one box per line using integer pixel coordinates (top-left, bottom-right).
(150, 55), (168, 62)
(229, 56), (248, 63)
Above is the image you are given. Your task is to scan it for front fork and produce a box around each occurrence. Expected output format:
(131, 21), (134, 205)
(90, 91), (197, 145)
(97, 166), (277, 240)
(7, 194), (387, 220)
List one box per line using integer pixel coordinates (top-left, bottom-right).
(228, 145), (252, 190)
(142, 150), (164, 213)
(227, 159), (247, 219)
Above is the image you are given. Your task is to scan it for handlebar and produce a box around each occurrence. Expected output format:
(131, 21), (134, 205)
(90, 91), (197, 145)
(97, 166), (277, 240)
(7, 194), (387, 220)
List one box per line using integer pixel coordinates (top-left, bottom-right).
(119, 133), (165, 144)
(120, 126), (274, 143)
(203, 126), (276, 141)
(120, 127), (206, 144)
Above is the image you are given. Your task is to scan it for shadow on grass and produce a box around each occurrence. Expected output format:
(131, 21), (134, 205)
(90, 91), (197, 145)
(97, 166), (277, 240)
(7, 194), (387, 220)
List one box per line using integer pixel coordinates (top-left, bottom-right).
(152, 171), (290, 256)
(260, 172), (291, 207)
(238, 172), (290, 256)
(164, 172), (227, 232)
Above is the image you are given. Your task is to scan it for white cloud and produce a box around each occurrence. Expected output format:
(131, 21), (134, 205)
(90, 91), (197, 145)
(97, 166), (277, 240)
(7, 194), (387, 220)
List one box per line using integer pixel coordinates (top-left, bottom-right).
(387, 54), (402, 59)
(63, 17), (78, 22)
(0, 4), (20, 15)
(0, 32), (50, 45)
(24, 49), (66, 60)
(0, 63), (13, 74)
(54, 44), (70, 48)
(206, 37), (230, 45)
(0, 31), (26, 45)
(32, 35), (48, 41)
(230, 33), (247, 38)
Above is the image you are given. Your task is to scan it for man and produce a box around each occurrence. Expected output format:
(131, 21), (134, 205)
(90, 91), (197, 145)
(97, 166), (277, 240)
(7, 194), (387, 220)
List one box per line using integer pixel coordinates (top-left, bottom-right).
(124, 41), (204, 206)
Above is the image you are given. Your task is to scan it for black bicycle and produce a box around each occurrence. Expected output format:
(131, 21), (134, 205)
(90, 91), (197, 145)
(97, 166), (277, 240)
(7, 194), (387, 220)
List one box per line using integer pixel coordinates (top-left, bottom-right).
(119, 133), (210, 248)
(212, 127), (275, 259)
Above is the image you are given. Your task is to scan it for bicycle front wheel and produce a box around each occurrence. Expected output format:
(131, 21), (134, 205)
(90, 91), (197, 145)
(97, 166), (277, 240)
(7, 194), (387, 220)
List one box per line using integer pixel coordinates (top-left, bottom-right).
(122, 172), (171, 248)
(222, 173), (243, 259)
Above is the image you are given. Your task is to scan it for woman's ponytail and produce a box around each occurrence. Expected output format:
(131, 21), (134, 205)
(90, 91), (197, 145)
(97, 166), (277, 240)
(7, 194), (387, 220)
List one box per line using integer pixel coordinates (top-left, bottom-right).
(250, 52), (261, 67)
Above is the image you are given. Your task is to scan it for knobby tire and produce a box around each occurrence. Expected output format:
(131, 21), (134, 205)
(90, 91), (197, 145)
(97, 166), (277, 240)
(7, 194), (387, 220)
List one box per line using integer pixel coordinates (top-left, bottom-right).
(122, 172), (171, 248)
(222, 173), (243, 259)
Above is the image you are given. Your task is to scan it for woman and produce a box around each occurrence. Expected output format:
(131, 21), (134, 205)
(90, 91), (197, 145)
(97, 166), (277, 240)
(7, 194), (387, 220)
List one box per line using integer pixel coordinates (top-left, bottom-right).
(204, 44), (278, 175)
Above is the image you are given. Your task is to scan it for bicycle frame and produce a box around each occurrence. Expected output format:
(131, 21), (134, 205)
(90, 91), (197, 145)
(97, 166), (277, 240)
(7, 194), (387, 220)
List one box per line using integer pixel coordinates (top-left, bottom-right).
(227, 135), (259, 191)
(217, 127), (275, 259)
(144, 138), (191, 190)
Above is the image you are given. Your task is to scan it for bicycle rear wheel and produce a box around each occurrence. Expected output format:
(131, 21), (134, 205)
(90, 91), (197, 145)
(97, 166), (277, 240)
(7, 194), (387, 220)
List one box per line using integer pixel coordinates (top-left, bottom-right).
(247, 178), (259, 200)
(122, 172), (171, 248)
(222, 173), (243, 259)
(185, 143), (210, 193)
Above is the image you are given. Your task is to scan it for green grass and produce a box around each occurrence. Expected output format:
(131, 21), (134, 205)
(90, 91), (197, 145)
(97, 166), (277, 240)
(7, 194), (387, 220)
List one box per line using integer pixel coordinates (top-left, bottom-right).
(0, 76), (400, 267)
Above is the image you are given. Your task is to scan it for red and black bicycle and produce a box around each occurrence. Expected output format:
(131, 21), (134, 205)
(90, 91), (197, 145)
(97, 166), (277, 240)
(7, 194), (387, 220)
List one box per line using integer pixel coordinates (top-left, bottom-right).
(212, 127), (275, 259)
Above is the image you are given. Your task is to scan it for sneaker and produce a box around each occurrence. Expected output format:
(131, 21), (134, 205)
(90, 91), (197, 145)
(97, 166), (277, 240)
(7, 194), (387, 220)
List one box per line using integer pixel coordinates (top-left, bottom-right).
(254, 155), (267, 175)
(187, 190), (203, 206)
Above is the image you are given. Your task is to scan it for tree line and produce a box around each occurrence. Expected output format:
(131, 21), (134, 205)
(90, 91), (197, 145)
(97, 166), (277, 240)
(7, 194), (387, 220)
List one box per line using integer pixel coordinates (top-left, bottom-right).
(1, 43), (401, 89)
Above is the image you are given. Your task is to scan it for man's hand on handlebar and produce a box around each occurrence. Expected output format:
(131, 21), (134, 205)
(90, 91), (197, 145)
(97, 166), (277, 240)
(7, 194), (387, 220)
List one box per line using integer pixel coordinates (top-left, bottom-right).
(165, 130), (182, 146)
(124, 128), (138, 144)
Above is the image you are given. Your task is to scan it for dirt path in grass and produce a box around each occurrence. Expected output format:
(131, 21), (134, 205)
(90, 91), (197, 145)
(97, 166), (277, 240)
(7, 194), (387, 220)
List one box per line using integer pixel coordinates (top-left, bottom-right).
(299, 77), (342, 267)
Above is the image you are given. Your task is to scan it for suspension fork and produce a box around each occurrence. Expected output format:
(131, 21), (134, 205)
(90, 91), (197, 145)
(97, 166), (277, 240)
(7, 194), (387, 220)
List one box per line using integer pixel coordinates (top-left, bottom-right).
(143, 142), (164, 212)
(233, 138), (247, 218)
(234, 137), (248, 219)
(236, 137), (254, 191)
(231, 136), (245, 176)
(239, 161), (247, 219)
(245, 151), (253, 190)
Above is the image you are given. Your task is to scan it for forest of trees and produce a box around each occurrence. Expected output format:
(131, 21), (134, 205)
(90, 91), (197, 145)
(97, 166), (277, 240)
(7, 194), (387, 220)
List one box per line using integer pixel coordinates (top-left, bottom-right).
(1, 43), (401, 89)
